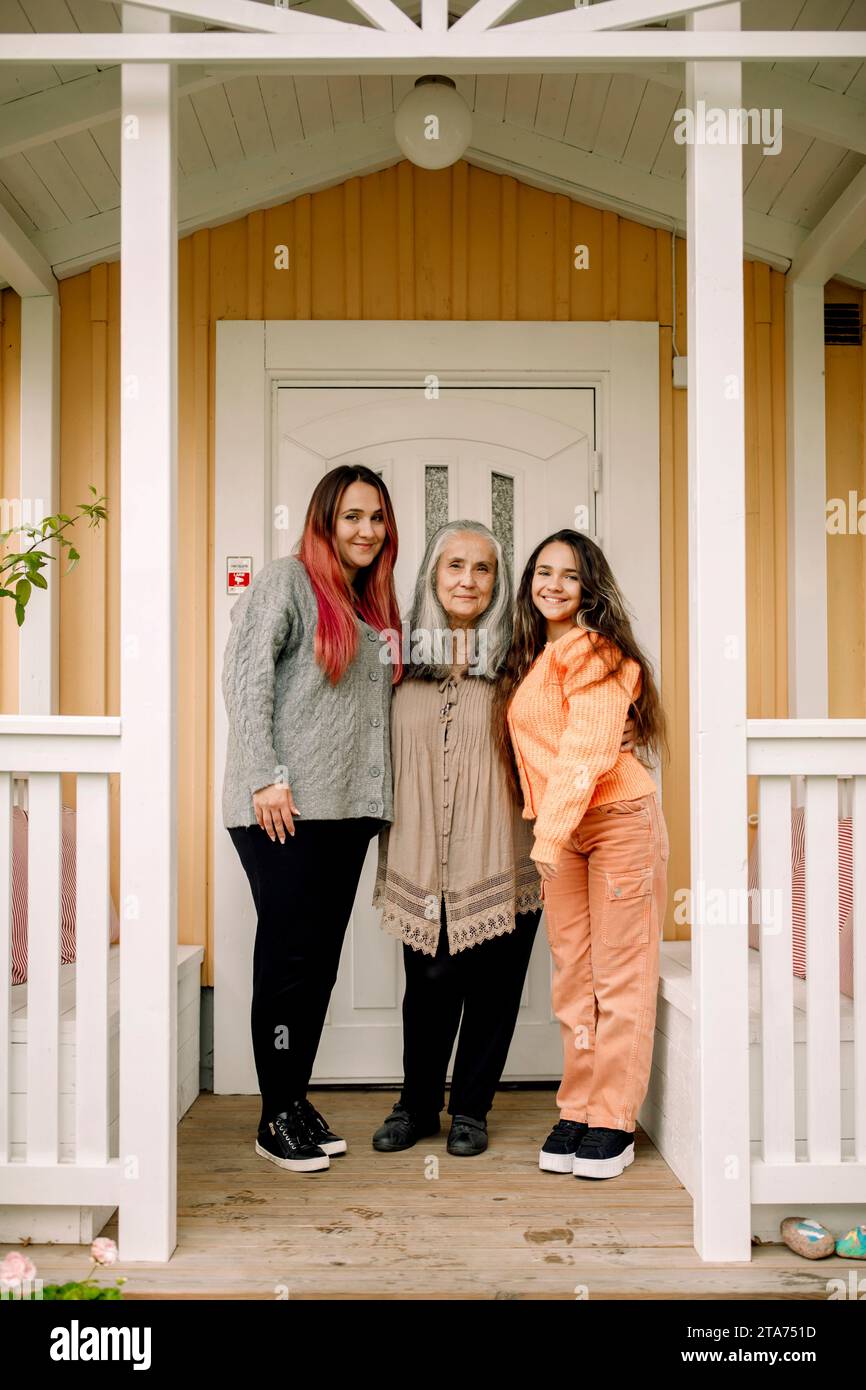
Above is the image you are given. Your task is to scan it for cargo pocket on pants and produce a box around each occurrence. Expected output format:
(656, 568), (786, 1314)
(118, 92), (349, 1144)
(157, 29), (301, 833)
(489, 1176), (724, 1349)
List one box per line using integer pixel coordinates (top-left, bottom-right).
(601, 868), (653, 948)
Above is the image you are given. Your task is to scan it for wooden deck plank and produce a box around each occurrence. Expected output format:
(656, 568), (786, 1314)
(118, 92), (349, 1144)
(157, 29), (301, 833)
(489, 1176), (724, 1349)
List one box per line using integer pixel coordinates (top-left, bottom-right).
(10, 1091), (859, 1298)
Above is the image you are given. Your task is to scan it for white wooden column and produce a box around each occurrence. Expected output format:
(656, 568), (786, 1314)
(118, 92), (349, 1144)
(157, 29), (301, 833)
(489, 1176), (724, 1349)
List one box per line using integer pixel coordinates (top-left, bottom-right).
(118, 3), (178, 1262)
(19, 295), (60, 714)
(785, 282), (828, 717)
(686, 3), (751, 1262)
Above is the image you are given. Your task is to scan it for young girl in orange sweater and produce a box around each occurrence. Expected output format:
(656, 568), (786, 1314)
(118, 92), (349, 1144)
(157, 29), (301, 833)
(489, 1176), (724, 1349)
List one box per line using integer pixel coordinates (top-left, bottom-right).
(499, 529), (668, 1180)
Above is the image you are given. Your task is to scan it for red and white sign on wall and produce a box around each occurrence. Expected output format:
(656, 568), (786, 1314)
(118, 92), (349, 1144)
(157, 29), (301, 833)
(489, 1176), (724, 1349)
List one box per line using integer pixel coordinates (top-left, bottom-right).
(226, 556), (252, 595)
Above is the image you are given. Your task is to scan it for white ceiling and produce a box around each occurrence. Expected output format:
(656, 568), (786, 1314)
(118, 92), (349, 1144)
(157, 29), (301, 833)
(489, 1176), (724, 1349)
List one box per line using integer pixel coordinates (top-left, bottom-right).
(0, 0), (865, 284)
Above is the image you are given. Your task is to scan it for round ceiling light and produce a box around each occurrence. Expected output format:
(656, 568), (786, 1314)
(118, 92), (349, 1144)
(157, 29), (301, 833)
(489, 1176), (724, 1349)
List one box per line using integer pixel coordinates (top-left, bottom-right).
(394, 76), (472, 170)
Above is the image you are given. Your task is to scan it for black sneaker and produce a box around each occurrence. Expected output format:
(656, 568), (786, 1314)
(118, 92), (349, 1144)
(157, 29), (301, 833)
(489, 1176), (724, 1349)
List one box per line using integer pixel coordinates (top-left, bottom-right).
(447, 1114), (488, 1156)
(539, 1119), (588, 1173)
(298, 1098), (347, 1156)
(255, 1107), (329, 1172)
(372, 1102), (440, 1152)
(572, 1126), (635, 1180)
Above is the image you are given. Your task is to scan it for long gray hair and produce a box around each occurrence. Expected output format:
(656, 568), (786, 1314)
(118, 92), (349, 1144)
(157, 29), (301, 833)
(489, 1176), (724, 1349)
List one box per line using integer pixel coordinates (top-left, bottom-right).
(402, 519), (513, 681)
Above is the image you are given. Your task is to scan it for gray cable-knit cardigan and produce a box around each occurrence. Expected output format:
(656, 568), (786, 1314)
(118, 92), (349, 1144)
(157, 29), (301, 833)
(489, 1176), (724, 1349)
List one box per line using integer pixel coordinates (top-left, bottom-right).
(220, 554), (395, 829)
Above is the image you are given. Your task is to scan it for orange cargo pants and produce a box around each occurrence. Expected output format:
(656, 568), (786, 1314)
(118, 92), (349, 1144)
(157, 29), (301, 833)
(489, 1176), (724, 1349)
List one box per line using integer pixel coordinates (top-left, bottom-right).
(540, 792), (669, 1133)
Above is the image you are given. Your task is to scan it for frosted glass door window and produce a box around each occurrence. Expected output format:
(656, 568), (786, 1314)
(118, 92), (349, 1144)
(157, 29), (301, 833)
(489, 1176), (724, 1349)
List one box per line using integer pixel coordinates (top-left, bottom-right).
(425, 464), (449, 544)
(491, 471), (515, 579)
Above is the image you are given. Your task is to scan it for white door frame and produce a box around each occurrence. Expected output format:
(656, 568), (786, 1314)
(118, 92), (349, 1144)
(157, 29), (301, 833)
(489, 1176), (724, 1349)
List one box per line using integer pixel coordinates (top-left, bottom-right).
(213, 319), (660, 1096)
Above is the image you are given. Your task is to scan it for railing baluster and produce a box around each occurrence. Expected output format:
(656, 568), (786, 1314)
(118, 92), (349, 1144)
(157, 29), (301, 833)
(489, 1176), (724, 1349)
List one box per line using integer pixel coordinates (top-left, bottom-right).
(25, 771), (63, 1165)
(804, 775), (842, 1164)
(758, 775), (795, 1162)
(75, 773), (111, 1165)
(0, 719), (121, 1211)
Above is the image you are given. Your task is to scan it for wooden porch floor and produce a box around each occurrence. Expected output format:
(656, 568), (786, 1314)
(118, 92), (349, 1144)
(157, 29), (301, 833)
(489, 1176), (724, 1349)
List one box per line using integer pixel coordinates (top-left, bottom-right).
(20, 1091), (857, 1299)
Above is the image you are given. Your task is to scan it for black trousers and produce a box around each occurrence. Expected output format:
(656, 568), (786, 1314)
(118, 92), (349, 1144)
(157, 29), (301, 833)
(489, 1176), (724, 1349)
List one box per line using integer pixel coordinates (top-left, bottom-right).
(400, 900), (542, 1122)
(228, 817), (382, 1130)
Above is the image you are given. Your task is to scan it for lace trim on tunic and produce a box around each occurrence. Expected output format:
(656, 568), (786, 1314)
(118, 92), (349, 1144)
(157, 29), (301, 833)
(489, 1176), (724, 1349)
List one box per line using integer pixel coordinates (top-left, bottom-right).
(373, 858), (543, 957)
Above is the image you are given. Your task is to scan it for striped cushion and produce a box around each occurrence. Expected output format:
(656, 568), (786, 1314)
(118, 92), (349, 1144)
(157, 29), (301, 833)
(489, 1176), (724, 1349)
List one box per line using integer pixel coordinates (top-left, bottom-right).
(748, 807), (853, 997)
(10, 805), (120, 986)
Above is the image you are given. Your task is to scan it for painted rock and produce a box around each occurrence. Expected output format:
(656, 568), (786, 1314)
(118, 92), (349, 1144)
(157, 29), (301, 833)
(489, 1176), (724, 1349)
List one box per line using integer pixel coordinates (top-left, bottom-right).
(780, 1217), (835, 1259)
(835, 1225), (866, 1259)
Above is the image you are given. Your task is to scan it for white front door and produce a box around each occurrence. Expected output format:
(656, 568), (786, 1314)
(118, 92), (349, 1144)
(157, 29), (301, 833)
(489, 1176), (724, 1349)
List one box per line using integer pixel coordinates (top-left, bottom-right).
(212, 320), (660, 1098)
(273, 386), (596, 1080)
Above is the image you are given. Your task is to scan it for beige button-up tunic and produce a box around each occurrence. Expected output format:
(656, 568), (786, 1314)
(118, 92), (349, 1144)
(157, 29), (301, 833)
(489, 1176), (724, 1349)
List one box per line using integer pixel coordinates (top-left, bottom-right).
(372, 671), (543, 956)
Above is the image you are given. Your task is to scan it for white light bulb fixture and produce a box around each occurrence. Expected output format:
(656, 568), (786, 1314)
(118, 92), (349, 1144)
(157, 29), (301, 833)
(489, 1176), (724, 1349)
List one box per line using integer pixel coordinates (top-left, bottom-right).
(394, 76), (472, 170)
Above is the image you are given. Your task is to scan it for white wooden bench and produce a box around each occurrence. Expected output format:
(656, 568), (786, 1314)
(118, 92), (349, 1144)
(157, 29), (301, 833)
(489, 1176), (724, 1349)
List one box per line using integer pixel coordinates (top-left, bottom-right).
(640, 942), (859, 1243)
(0, 943), (203, 1244)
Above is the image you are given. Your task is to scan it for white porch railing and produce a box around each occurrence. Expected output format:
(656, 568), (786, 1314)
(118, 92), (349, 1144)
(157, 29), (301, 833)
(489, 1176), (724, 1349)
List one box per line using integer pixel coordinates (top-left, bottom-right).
(0, 716), (122, 1210)
(747, 720), (866, 1204)
(3, 711), (863, 1249)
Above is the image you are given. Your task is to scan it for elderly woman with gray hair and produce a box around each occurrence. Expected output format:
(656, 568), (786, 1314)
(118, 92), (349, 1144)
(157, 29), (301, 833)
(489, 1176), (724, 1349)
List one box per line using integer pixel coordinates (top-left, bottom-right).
(371, 519), (544, 1158)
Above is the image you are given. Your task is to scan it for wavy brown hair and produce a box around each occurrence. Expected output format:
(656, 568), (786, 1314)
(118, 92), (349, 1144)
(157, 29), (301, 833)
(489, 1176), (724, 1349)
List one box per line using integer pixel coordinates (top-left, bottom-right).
(493, 529), (667, 796)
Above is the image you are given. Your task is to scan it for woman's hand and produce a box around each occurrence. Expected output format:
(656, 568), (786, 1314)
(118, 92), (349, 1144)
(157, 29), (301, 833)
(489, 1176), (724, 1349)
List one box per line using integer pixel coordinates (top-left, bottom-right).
(536, 860), (559, 882)
(253, 783), (301, 843)
(620, 711), (637, 753)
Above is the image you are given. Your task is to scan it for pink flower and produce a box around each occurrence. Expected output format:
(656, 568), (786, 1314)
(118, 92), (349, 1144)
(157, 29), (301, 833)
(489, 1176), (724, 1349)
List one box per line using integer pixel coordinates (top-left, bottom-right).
(90, 1237), (118, 1266)
(1, 1251), (37, 1286)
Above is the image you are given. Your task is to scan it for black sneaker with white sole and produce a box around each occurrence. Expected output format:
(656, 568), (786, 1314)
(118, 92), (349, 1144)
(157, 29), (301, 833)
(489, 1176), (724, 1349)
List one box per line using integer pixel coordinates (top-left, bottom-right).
(298, 1097), (347, 1156)
(255, 1107), (330, 1173)
(539, 1119), (588, 1172)
(572, 1126), (635, 1179)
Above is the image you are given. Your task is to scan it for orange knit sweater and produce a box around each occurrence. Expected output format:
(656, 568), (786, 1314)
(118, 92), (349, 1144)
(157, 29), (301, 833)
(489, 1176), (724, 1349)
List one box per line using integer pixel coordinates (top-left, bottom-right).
(506, 626), (657, 865)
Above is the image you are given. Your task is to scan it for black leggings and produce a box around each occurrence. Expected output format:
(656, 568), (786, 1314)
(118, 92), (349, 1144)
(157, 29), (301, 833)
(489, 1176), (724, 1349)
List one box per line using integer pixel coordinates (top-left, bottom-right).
(228, 816), (382, 1129)
(400, 899), (542, 1121)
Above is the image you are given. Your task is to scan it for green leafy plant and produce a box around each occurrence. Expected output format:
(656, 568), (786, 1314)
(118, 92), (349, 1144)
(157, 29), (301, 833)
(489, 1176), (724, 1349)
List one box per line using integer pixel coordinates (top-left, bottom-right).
(35, 1280), (124, 1301)
(0, 486), (108, 627)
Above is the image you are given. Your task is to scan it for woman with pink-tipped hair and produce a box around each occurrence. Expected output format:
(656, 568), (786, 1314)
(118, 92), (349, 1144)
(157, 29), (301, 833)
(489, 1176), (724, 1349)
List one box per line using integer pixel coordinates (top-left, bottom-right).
(221, 465), (402, 1175)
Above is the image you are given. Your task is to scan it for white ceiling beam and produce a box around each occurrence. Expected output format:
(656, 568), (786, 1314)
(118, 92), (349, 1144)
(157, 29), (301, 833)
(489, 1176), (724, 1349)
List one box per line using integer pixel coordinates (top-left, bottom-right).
(92, 0), (367, 31)
(789, 163), (866, 286)
(421, 0), (449, 33)
(0, 200), (58, 298)
(3, 32), (866, 72)
(456, 0), (743, 37)
(0, 67), (225, 162)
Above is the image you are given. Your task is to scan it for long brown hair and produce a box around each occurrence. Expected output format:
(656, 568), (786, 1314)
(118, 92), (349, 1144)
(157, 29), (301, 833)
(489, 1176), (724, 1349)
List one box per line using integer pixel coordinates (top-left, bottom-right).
(297, 465), (402, 685)
(493, 529), (667, 794)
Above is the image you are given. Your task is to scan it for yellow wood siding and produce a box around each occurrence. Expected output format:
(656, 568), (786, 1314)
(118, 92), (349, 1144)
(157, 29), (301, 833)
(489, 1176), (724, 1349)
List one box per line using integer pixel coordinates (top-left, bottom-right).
(825, 280), (866, 717)
(0, 161), (800, 979)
